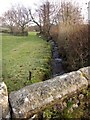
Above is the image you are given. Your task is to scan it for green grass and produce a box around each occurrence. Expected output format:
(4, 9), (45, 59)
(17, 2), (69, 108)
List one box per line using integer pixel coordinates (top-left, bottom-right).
(2, 32), (52, 92)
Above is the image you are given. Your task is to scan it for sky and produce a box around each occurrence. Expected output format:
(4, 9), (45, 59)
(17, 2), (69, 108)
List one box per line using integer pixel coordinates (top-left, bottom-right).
(0, 0), (89, 22)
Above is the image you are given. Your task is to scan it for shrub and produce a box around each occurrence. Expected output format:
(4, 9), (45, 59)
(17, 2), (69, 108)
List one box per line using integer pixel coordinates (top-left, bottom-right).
(12, 31), (28, 36)
(57, 23), (88, 72)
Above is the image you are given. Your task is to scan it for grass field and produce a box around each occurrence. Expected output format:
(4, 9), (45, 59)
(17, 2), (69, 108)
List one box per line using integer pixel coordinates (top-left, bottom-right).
(2, 32), (51, 92)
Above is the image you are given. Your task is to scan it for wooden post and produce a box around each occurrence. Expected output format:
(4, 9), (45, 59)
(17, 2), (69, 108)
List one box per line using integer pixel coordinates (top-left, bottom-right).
(29, 71), (31, 80)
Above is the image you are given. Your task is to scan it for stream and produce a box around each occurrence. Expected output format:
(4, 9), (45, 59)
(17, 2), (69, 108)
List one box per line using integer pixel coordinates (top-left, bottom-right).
(49, 39), (64, 77)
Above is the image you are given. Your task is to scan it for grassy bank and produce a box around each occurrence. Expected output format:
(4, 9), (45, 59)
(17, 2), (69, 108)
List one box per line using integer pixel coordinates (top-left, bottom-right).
(2, 32), (52, 92)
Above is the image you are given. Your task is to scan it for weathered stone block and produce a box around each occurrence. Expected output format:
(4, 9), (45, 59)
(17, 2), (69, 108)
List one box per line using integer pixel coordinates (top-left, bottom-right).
(0, 82), (10, 119)
(9, 67), (89, 119)
(79, 67), (90, 85)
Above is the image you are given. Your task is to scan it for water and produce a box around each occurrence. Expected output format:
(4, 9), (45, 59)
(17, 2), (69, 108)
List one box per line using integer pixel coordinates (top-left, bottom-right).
(49, 39), (64, 77)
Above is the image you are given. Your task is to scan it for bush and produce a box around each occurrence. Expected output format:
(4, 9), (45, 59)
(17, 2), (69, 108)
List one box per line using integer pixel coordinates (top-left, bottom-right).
(12, 31), (28, 36)
(0, 27), (10, 33)
(57, 23), (89, 72)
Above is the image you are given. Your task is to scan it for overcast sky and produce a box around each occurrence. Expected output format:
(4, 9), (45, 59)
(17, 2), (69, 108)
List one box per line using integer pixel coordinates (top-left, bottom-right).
(0, 0), (89, 22)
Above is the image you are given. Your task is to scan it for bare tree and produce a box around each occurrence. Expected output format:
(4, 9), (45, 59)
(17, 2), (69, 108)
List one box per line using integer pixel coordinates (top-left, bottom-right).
(14, 5), (31, 34)
(1, 5), (31, 35)
(58, 1), (83, 24)
(29, 9), (43, 33)
(1, 9), (15, 33)
(29, 1), (58, 37)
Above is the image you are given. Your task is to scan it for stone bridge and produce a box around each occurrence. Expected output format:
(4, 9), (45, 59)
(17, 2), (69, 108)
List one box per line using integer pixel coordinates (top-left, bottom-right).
(0, 66), (90, 119)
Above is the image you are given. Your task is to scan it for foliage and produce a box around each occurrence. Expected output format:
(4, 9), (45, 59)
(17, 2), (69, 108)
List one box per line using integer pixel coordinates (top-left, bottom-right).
(42, 88), (90, 119)
(57, 23), (88, 72)
(49, 1), (87, 72)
